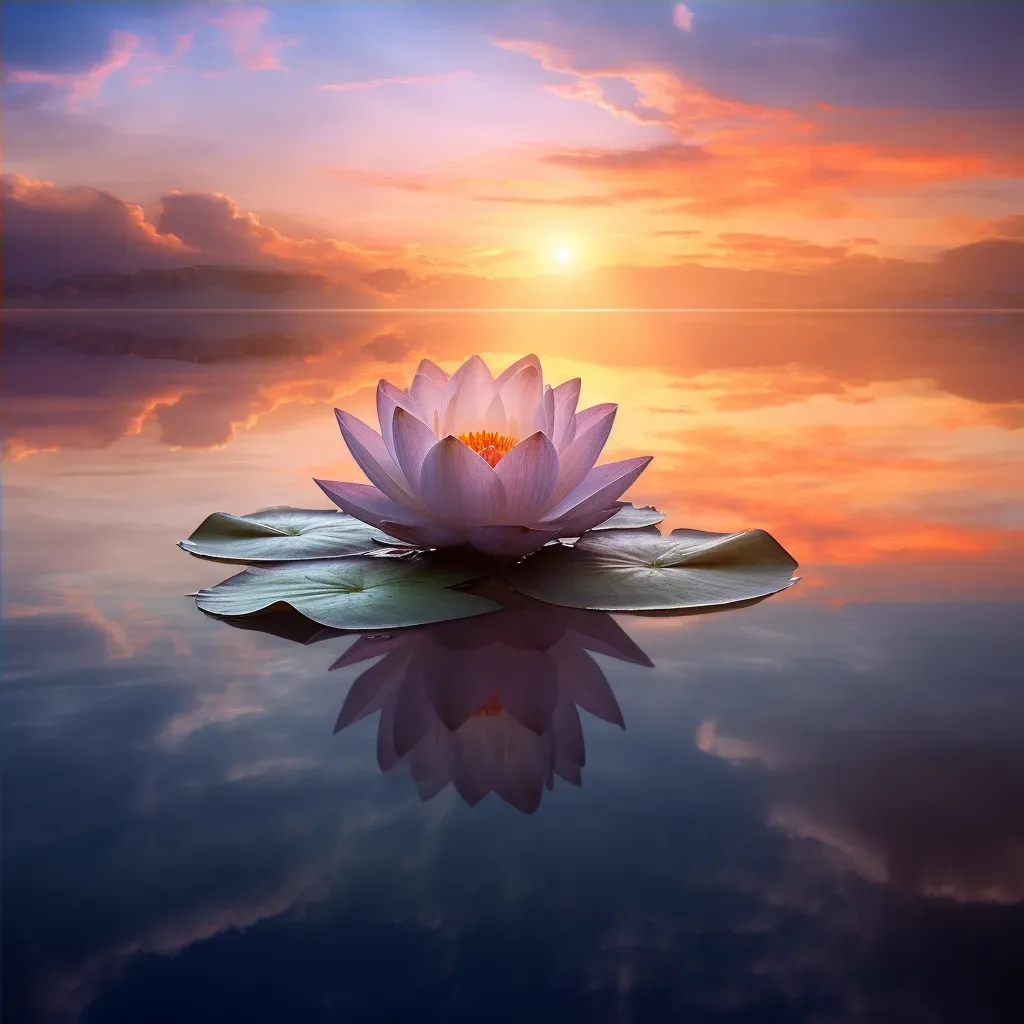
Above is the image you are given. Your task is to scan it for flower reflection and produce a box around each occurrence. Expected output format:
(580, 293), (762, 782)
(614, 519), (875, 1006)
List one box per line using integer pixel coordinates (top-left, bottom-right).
(331, 590), (653, 813)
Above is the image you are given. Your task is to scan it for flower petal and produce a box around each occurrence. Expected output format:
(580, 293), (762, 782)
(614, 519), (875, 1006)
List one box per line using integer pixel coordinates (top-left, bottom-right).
(552, 378), (581, 450)
(542, 456), (653, 525)
(392, 408), (439, 499)
(419, 436), (507, 526)
(376, 381), (423, 459)
(551, 695), (585, 765)
(414, 358), (449, 387)
(440, 355), (500, 436)
(543, 505), (621, 537)
(408, 373), (445, 433)
(392, 677), (436, 758)
(542, 384), (555, 438)
(335, 409), (414, 503)
(492, 649), (558, 733)
(573, 402), (616, 435)
(419, 646), (495, 730)
(547, 404), (617, 507)
(466, 525), (559, 558)
(495, 353), (541, 388)
(379, 520), (467, 548)
(331, 634), (409, 670)
(499, 364), (545, 439)
(482, 391), (509, 435)
(315, 478), (424, 529)
(493, 430), (559, 523)
(551, 640), (627, 725)
(333, 647), (413, 727)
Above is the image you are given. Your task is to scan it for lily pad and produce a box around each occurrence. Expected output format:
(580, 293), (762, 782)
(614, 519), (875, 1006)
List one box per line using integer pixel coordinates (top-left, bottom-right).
(508, 527), (798, 611)
(591, 502), (666, 531)
(180, 507), (394, 563)
(196, 556), (501, 629)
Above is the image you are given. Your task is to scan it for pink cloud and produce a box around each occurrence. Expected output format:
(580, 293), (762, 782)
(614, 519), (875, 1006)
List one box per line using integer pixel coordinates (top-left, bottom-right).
(128, 33), (195, 87)
(208, 5), (297, 71)
(320, 70), (471, 92)
(7, 30), (140, 111)
(673, 4), (694, 32)
(494, 37), (800, 141)
(7, 30), (194, 105)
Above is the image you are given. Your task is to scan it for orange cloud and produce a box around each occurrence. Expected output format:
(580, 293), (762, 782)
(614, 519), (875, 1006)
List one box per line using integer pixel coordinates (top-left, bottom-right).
(495, 37), (1024, 218)
(544, 139), (1002, 217)
(156, 190), (379, 272)
(993, 214), (1024, 238)
(705, 232), (878, 269)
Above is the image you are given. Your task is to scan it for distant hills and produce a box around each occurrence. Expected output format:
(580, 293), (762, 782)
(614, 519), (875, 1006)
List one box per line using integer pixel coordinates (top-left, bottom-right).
(5, 240), (1023, 309)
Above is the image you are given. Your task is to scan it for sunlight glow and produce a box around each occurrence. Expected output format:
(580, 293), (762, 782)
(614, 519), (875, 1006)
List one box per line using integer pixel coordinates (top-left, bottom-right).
(552, 246), (573, 264)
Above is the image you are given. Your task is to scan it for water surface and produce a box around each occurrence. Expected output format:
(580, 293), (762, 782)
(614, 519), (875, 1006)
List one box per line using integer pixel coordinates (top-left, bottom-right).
(3, 311), (1023, 1022)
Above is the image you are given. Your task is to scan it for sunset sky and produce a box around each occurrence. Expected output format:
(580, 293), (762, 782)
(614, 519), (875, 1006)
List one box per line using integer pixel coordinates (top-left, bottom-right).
(4, 1), (1024, 301)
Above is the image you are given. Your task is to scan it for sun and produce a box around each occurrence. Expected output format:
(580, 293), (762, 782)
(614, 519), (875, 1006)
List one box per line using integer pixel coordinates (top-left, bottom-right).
(552, 246), (573, 264)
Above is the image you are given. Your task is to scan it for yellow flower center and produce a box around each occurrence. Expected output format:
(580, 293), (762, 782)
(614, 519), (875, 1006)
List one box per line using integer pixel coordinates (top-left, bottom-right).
(458, 430), (517, 468)
(473, 694), (504, 717)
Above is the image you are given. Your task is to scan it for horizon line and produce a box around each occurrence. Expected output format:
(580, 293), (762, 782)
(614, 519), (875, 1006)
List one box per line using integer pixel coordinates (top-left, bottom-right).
(4, 307), (1023, 315)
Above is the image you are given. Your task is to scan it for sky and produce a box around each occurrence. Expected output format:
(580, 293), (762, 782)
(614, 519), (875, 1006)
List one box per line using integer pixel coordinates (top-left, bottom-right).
(3, 1), (1024, 302)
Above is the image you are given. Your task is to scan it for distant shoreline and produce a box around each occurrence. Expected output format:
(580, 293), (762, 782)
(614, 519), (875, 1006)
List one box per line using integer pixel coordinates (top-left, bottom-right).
(5, 307), (1024, 315)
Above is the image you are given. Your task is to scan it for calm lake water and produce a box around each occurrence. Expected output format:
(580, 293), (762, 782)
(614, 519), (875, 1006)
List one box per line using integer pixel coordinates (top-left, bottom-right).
(3, 311), (1023, 1023)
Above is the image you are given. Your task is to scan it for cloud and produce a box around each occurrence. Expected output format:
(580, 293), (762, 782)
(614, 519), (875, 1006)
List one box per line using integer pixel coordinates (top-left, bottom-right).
(5, 30), (139, 111)
(359, 268), (412, 293)
(702, 722), (1024, 905)
(673, 4), (694, 33)
(156, 191), (279, 263)
(991, 214), (1024, 238)
(709, 232), (877, 269)
(496, 36), (804, 140)
(360, 331), (411, 362)
(538, 138), (1008, 218)
(546, 142), (710, 171)
(494, 36), (1024, 217)
(208, 5), (297, 71)
(938, 239), (1024, 295)
(325, 164), (636, 209)
(1, 174), (187, 283)
(3, 175), (407, 288)
(320, 70), (470, 92)
(1, 314), (390, 458)
(4, 30), (195, 109)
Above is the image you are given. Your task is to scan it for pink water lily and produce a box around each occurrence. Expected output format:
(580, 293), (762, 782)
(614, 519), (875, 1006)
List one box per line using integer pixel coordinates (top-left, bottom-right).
(315, 354), (652, 557)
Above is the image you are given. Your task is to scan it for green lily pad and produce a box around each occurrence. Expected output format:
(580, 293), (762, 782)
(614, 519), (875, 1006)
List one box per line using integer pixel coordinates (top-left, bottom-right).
(591, 502), (666, 531)
(179, 507), (394, 563)
(508, 527), (798, 611)
(195, 556), (501, 629)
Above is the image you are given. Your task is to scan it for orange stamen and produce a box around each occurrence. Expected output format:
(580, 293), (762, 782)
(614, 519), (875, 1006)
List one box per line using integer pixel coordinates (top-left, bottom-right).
(474, 694), (504, 717)
(457, 430), (517, 467)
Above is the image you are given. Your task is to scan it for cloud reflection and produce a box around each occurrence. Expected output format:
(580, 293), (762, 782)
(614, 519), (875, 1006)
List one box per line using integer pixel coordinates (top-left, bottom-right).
(700, 722), (1024, 905)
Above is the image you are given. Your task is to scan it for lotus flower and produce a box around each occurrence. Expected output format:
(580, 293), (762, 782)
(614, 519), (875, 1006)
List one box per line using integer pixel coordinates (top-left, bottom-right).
(332, 591), (652, 812)
(315, 354), (652, 558)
